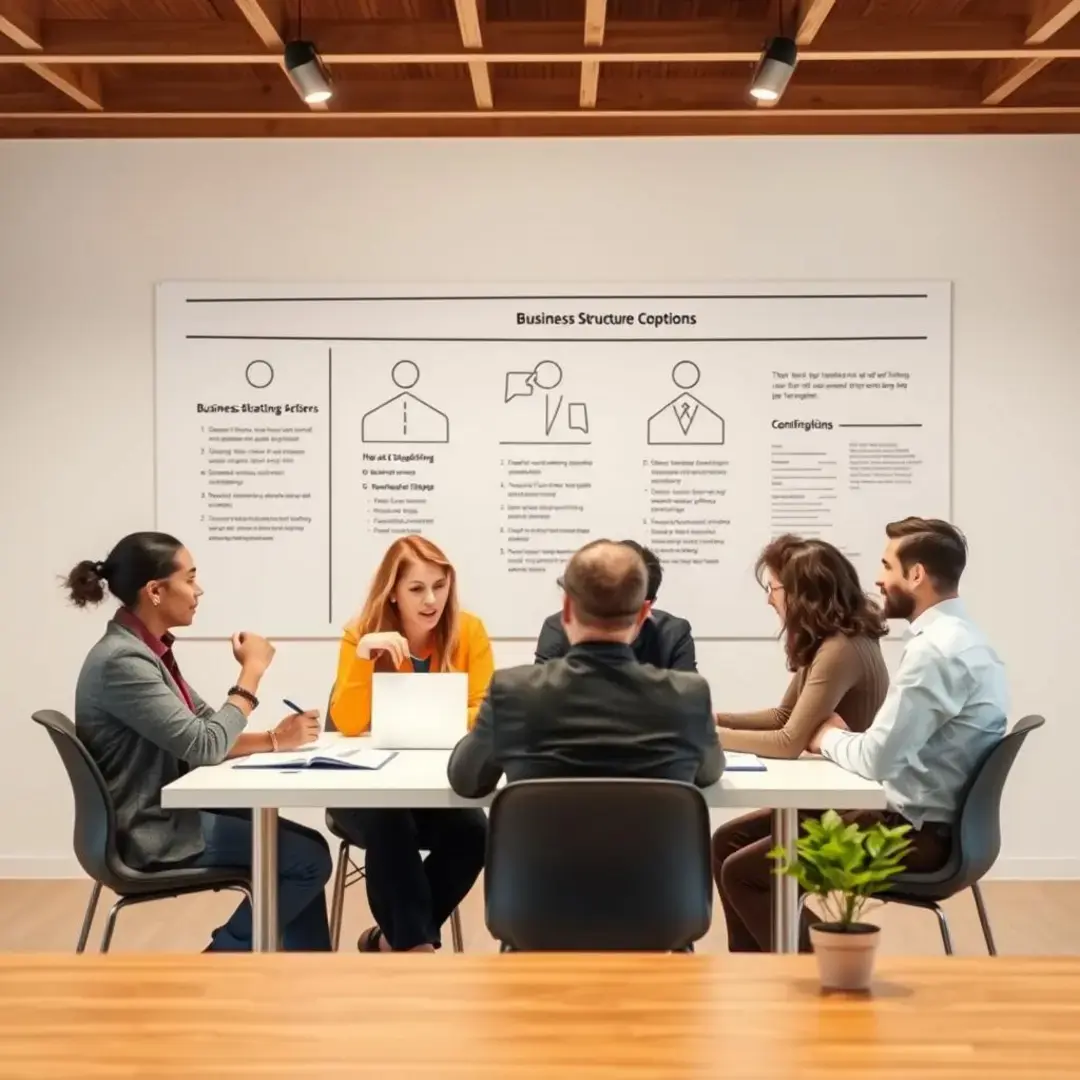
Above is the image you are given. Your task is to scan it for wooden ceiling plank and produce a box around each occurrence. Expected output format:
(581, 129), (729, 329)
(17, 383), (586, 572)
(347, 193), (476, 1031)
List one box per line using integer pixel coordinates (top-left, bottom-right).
(0, 2), (102, 110)
(234, 0), (284, 50)
(23, 59), (102, 110)
(982, 57), (1054, 103)
(0, 0), (39, 51)
(454, 0), (492, 109)
(795, 0), (838, 46)
(580, 0), (606, 108)
(1028, 0), (1080, 44)
(983, 1), (1080, 103)
(3, 106), (1080, 121)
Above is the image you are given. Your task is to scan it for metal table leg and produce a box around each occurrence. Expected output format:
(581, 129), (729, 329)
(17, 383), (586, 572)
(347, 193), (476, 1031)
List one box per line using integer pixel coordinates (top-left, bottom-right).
(252, 807), (279, 953)
(771, 807), (799, 954)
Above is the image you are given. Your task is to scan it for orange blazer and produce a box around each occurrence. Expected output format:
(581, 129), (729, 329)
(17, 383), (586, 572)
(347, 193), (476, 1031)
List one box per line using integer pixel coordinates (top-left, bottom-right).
(329, 610), (494, 737)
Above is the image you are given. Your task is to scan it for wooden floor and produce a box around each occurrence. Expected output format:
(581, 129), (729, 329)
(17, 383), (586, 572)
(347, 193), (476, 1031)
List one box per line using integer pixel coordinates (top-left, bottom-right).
(2, 875), (1078, 955)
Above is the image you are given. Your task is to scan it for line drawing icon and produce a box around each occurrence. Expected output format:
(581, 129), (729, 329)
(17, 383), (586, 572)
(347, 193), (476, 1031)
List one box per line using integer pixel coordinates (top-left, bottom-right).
(647, 360), (725, 445)
(504, 360), (590, 437)
(362, 360), (449, 444)
(245, 359), (274, 390)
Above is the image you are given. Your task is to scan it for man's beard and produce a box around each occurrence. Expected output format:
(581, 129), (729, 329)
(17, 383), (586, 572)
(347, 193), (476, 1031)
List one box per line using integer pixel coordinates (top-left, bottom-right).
(881, 585), (915, 621)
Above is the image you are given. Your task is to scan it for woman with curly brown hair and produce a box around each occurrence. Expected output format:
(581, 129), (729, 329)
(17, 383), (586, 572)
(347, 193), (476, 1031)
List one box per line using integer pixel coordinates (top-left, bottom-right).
(712, 534), (889, 952)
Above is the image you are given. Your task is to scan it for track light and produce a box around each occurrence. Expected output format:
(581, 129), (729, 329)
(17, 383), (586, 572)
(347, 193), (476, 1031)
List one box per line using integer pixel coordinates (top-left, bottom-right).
(749, 36), (797, 104)
(284, 40), (333, 105)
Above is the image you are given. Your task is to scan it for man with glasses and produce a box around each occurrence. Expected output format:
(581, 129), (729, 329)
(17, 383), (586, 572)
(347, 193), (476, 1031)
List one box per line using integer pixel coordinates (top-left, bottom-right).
(448, 539), (722, 798)
(533, 540), (697, 671)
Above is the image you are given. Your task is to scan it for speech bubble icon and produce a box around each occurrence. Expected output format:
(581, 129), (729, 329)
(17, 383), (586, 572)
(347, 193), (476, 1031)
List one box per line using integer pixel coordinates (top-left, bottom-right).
(504, 370), (537, 402)
(567, 402), (589, 434)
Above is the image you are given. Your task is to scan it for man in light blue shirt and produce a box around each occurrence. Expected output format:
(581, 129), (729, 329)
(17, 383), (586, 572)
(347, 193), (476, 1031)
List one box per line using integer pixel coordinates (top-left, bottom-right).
(810, 516), (1009, 871)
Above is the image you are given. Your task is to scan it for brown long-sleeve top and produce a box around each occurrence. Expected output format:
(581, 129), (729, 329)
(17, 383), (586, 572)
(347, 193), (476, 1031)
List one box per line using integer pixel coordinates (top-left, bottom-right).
(717, 633), (889, 759)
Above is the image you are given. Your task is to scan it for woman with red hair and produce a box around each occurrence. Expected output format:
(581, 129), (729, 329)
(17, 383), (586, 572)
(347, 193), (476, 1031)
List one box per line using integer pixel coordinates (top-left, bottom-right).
(328, 535), (492, 952)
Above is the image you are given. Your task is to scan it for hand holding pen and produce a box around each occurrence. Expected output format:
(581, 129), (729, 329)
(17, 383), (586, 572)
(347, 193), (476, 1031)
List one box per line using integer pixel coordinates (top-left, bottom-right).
(271, 699), (321, 751)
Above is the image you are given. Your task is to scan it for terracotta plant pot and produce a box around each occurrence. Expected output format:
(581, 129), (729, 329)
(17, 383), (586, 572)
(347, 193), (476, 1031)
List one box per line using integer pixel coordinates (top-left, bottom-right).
(809, 923), (881, 991)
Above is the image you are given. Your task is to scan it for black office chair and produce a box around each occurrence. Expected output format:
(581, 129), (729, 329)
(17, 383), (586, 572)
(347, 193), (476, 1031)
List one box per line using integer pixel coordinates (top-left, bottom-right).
(485, 778), (713, 952)
(32, 710), (251, 953)
(322, 695), (464, 953)
(800, 715), (1045, 955)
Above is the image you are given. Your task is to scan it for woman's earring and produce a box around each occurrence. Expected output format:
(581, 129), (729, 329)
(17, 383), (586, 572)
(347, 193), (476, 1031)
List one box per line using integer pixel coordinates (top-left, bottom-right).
(152, 596), (161, 607)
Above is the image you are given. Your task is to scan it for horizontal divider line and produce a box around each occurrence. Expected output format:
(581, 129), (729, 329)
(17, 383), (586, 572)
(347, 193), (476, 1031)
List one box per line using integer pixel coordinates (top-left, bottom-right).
(185, 334), (930, 342)
(185, 293), (931, 303)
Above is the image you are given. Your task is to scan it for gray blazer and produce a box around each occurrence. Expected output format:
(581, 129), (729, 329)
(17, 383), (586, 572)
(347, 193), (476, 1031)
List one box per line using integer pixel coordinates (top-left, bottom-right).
(75, 618), (247, 871)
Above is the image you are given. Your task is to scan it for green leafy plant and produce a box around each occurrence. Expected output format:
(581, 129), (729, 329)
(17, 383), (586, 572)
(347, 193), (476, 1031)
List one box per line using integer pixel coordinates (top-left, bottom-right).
(768, 810), (914, 930)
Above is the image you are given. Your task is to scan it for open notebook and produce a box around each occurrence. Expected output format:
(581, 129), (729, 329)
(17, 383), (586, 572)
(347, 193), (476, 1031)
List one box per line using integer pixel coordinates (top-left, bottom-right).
(233, 742), (397, 771)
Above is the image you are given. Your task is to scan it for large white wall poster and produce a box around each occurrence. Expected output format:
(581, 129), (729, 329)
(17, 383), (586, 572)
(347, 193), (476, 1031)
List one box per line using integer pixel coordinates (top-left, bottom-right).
(155, 283), (952, 640)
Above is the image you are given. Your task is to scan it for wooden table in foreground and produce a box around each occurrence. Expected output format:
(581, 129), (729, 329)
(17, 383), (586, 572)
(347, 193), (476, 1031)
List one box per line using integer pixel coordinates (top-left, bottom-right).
(1, 954), (1078, 1079)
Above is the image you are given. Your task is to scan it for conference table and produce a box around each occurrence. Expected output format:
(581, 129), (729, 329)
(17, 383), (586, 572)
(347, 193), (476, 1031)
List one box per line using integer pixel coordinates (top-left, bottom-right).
(163, 736), (884, 953)
(5, 954), (1078, 1077)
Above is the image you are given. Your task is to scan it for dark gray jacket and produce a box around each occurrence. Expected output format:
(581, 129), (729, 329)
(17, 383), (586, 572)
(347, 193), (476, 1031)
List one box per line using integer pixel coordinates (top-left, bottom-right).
(75, 619), (246, 870)
(448, 641), (724, 798)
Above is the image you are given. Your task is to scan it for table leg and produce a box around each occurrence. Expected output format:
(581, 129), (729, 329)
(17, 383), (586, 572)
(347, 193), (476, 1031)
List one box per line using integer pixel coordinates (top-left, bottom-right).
(771, 807), (799, 954)
(252, 807), (279, 953)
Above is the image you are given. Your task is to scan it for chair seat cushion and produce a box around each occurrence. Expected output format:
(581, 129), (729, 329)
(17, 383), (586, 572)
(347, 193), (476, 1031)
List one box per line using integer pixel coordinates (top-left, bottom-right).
(111, 864), (249, 898)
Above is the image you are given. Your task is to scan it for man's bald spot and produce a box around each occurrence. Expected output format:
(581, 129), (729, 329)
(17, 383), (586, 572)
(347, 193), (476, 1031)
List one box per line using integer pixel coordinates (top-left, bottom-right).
(563, 540), (648, 628)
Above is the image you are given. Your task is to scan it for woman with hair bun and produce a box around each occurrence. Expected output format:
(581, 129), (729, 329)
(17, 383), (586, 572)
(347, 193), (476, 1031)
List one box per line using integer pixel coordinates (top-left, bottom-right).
(67, 531), (332, 951)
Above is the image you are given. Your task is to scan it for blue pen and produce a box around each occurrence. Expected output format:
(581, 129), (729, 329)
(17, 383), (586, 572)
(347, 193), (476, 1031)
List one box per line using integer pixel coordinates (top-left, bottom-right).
(283, 699), (306, 714)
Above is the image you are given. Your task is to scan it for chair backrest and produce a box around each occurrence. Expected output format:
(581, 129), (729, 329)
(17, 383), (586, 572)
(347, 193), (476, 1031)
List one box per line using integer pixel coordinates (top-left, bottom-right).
(952, 714), (1045, 890)
(485, 778), (713, 951)
(31, 710), (127, 888)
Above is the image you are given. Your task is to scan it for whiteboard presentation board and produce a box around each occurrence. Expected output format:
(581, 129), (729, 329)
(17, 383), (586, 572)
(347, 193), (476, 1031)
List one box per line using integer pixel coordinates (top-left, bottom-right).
(155, 283), (952, 639)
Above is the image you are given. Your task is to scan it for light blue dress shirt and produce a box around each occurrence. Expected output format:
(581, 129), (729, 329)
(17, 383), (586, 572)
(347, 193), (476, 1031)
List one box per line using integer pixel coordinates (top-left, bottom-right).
(820, 598), (1009, 828)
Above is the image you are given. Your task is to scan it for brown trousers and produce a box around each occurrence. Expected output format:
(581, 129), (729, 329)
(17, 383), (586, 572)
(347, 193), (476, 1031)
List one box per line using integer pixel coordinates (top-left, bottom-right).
(711, 809), (953, 953)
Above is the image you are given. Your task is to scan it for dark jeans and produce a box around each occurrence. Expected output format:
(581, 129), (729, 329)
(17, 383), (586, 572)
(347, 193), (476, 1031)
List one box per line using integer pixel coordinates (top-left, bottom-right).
(331, 807), (487, 951)
(711, 808), (953, 953)
(193, 811), (333, 952)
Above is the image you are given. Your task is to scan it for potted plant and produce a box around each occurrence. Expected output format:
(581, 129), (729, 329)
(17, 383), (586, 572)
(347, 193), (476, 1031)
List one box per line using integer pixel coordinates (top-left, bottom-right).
(769, 809), (913, 992)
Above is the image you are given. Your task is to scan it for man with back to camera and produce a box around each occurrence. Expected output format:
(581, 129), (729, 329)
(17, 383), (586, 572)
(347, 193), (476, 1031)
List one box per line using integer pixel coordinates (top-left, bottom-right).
(447, 539), (723, 798)
(533, 540), (697, 671)
(806, 516), (1010, 870)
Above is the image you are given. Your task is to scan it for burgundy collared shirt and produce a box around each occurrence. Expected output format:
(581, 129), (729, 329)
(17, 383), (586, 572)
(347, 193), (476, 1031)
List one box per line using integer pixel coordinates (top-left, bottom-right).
(114, 608), (196, 713)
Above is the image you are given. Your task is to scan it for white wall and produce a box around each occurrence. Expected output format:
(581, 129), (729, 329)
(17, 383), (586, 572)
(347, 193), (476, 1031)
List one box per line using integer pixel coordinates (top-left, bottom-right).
(1, 135), (1077, 879)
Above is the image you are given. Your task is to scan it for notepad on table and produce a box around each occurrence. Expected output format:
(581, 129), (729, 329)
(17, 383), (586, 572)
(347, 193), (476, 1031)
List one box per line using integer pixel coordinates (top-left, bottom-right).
(723, 752), (767, 772)
(233, 743), (398, 771)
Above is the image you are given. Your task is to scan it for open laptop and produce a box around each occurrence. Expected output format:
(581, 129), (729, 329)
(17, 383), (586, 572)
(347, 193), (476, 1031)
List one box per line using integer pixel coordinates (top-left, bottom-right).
(370, 672), (469, 750)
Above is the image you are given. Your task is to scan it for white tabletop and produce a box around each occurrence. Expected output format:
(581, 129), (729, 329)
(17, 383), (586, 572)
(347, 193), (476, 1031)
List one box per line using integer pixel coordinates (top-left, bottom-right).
(162, 737), (885, 812)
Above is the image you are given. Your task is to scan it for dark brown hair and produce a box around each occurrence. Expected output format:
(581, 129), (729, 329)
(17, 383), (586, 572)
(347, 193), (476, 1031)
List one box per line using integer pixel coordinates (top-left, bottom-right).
(64, 532), (184, 609)
(757, 534), (886, 671)
(561, 539), (648, 631)
(885, 516), (967, 592)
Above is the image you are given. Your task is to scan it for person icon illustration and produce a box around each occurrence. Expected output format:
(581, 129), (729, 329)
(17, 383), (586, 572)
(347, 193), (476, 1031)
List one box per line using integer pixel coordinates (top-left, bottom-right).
(647, 361), (725, 445)
(361, 360), (450, 444)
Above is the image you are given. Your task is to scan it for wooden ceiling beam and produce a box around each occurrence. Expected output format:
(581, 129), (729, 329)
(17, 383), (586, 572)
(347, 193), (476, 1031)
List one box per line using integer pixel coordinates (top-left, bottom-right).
(1028, 0), (1080, 43)
(4, 18), (1080, 66)
(795, 0), (838, 45)
(0, 1), (102, 109)
(454, 0), (492, 109)
(580, 0), (606, 108)
(983, 1), (1080, 104)
(23, 59), (101, 109)
(0, 0), (37, 51)
(234, 0), (284, 50)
